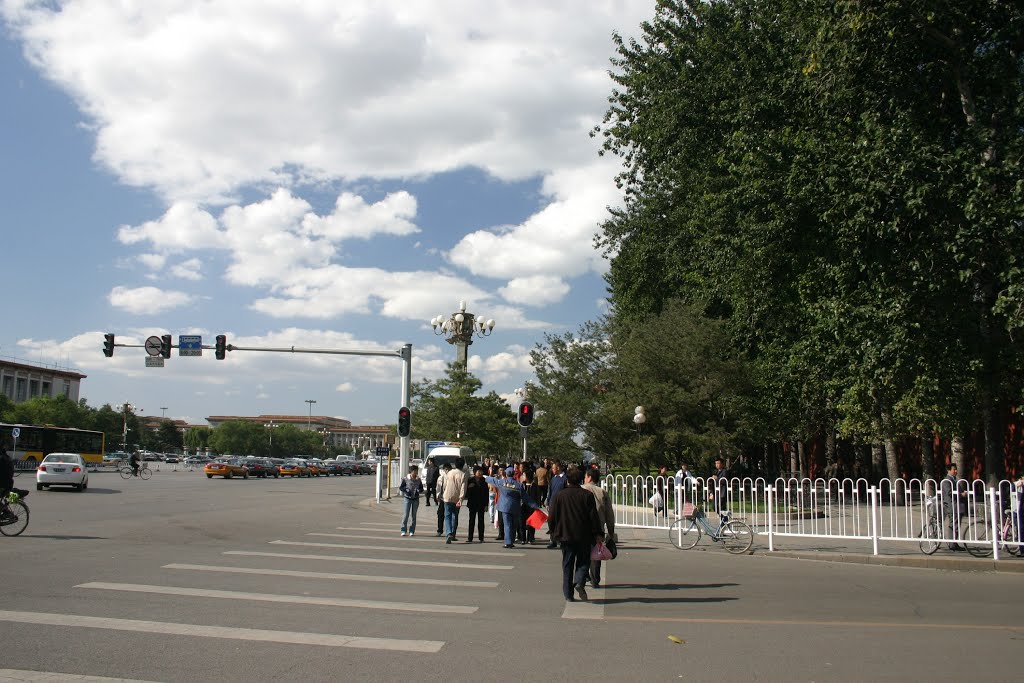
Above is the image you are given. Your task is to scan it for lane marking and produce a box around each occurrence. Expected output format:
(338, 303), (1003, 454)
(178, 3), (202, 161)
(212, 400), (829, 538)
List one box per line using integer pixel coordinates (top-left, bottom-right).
(0, 610), (444, 652)
(163, 563), (498, 589)
(334, 528), (504, 543)
(279, 539), (524, 557)
(76, 582), (475, 614)
(225, 550), (513, 571)
(358, 522), (398, 527)
(598, 615), (1024, 631)
(0, 671), (159, 683)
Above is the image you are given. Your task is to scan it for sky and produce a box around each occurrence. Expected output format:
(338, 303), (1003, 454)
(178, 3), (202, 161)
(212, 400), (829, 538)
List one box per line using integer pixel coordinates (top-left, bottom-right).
(0, 1), (653, 428)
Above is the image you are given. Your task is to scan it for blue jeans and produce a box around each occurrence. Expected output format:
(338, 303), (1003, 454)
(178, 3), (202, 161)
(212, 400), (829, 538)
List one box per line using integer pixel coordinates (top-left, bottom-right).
(401, 497), (419, 534)
(561, 542), (592, 600)
(444, 502), (460, 537)
(502, 506), (522, 545)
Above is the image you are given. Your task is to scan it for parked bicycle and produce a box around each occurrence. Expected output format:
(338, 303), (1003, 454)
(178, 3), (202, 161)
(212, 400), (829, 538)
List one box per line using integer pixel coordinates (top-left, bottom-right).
(1, 489), (30, 537)
(119, 463), (152, 480)
(917, 495), (940, 555)
(669, 505), (754, 554)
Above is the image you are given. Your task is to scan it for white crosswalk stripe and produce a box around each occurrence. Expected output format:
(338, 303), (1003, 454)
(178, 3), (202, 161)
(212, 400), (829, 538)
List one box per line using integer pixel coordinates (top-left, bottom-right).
(0, 671), (160, 683)
(163, 563), (499, 588)
(299, 536), (525, 556)
(76, 582), (477, 614)
(224, 550), (514, 570)
(0, 610), (445, 653)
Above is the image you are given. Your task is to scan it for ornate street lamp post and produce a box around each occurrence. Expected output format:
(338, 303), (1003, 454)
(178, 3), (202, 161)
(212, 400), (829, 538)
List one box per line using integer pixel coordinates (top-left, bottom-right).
(431, 300), (495, 367)
(305, 399), (317, 430)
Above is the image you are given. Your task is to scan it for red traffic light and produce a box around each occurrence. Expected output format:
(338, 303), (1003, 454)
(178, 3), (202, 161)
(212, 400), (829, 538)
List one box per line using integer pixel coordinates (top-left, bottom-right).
(517, 401), (534, 427)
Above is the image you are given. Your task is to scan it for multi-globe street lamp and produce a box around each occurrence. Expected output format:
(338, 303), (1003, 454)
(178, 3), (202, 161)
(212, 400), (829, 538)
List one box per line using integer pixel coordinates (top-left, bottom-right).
(264, 421), (279, 457)
(431, 300), (495, 367)
(305, 399), (317, 430)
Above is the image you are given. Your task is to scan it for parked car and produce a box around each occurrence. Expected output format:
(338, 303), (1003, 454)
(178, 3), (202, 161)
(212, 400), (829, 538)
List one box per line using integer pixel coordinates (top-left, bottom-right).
(164, 455), (180, 464)
(323, 461), (348, 476)
(279, 459), (311, 478)
(204, 458), (250, 479)
(244, 457), (279, 478)
(306, 458), (329, 477)
(36, 453), (89, 491)
(354, 460), (374, 475)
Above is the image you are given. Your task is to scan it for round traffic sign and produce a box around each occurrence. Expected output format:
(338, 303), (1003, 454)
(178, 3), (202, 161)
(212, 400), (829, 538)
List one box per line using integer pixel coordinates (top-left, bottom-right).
(11, 427), (20, 438)
(144, 336), (162, 356)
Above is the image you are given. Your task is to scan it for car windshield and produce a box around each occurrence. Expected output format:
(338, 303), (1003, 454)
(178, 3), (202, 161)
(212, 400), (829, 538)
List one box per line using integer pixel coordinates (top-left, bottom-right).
(44, 454), (79, 463)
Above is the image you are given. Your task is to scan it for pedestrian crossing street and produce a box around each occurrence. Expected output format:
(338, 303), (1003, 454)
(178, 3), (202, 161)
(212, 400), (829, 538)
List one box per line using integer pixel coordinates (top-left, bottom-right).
(1, 518), (606, 681)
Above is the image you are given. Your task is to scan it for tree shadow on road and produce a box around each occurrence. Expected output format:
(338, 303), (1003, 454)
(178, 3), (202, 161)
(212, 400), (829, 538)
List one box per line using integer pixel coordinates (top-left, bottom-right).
(21, 534), (109, 540)
(598, 596), (738, 605)
(608, 583), (739, 590)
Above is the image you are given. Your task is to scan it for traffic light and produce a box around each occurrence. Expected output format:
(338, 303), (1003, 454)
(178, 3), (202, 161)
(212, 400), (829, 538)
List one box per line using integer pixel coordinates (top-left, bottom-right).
(215, 335), (227, 360)
(397, 406), (411, 437)
(103, 333), (115, 357)
(160, 334), (172, 359)
(518, 401), (534, 427)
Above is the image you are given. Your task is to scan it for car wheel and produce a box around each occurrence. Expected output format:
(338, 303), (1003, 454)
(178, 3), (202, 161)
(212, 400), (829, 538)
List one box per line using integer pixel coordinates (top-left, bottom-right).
(243, 471), (249, 479)
(76, 483), (83, 491)
(36, 483), (43, 491)
(207, 474), (213, 479)
(226, 471), (233, 479)
(83, 479), (88, 490)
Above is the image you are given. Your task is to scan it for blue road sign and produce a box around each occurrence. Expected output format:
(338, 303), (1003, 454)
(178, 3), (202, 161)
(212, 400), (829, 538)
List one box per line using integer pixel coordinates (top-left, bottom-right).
(423, 441), (445, 456)
(179, 335), (202, 357)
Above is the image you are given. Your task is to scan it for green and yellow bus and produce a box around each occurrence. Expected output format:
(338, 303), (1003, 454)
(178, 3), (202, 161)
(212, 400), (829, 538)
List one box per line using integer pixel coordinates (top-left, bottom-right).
(0, 423), (105, 467)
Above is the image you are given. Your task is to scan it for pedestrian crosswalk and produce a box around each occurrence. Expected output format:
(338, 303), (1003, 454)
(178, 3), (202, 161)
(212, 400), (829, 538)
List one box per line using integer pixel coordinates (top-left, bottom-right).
(3, 507), (567, 680)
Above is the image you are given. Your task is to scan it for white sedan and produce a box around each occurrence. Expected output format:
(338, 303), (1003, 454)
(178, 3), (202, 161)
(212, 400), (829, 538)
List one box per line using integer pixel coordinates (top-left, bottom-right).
(37, 453), (89, 492)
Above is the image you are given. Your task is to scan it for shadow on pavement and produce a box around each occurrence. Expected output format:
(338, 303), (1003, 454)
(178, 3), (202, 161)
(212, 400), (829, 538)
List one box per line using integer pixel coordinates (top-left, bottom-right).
(84, 488), (122, 495)
(608, 582), (739, 590)
(598, 596), (738, 605)
(21, 534), (109, 540)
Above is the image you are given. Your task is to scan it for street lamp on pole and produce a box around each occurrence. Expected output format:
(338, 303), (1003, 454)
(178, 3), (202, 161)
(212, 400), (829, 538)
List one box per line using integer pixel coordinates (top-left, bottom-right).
(160, 406), (168, 419)
(431, 300), (495, 367)
(264, 421), (279, 457)
(634, 406), (648, 475)
(319, 427), (331, 457)
(304, 399), (317, 430)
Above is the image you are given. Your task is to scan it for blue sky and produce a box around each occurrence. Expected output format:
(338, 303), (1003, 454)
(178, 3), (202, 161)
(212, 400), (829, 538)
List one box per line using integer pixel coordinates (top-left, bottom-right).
(0, 1), (651, 428)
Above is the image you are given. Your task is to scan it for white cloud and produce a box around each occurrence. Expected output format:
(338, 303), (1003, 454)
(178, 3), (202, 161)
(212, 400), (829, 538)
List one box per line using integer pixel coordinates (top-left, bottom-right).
(1, 2), (649, 202)
(468, 344), (533, 382)
(335, 382), (354, 392)
(302, 191), (419, 241)
(118, 202), (223, 250)
(499, 275), (570, 307)
(108, 285), (195, 314)
(138, 253), (166, 270)
(170, 258), (203, 280)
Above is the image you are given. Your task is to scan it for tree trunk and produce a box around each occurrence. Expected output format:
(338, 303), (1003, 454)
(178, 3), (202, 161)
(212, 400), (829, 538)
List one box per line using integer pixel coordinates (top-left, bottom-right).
(789, 441), (798, 475)
(920, 428), (935, 482)
(825, 428), (836, 467)
(871, 441), (885, 482)
(981, 401), (1004, 486)
(951, 436), (966, 477)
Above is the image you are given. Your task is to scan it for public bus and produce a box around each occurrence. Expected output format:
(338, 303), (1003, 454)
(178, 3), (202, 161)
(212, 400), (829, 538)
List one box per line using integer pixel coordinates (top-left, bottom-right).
(0, 423), (106, 468)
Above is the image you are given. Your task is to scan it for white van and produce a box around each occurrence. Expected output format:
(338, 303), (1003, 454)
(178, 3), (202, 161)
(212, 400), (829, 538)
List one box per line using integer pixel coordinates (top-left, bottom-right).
(425, 445), (476, 471)
(334, 455), (356, 463)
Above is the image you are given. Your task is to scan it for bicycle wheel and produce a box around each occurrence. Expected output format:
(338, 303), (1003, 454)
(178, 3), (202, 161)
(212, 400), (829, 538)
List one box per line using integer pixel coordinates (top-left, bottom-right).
(119, 466), (132, 480)
(722, 520), (754, 554)
(965, 521), (992, 557)
(1001, 520), (1021, 557)
(139, 467), (152, 480)
(918, 521), (940, 555)
(0, 501), (30, 537)
(669, 517), (701, 550)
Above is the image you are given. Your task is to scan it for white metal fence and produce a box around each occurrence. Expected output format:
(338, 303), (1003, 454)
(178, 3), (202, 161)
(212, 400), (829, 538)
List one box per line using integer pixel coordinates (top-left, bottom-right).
(603, 474), (1022, 560)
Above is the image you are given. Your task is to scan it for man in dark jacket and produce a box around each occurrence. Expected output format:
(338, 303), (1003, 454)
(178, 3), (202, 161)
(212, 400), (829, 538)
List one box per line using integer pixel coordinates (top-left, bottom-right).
(547, 467), (603, 602)
(0, 437), (14, 499)
(545, 461), (567, 548)
(424, 458), (439, 506)
(465, 466), (490, 543)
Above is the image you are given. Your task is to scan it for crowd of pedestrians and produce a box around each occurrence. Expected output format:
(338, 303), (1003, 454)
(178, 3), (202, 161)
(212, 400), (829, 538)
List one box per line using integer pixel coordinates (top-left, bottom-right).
(397, 457), (615, 603)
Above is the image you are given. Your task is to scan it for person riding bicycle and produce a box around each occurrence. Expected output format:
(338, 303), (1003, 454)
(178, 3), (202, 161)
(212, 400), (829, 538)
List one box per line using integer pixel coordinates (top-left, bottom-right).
(0, 437), (16, 521)
(129, 451), (141, 476)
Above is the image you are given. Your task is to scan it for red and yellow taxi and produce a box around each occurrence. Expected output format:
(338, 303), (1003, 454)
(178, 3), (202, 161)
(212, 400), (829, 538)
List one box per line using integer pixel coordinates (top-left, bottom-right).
(279, 459), (311, 478)
(204, 458), (250, 480)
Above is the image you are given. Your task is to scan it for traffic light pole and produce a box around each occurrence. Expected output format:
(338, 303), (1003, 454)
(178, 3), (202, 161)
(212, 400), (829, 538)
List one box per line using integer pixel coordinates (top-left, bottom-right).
(105, 336), (414, 502)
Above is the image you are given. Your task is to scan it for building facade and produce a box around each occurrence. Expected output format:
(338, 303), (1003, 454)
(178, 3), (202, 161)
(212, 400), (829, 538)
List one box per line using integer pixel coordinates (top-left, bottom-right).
(0, 358), (85, 405)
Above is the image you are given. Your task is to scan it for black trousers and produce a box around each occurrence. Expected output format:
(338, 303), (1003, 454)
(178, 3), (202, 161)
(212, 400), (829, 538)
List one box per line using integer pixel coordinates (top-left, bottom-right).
(426, 483), (437, 505)
(560, 542), (592, 600)
(436, 500), (445, 533)
(468, 507), (485, 541)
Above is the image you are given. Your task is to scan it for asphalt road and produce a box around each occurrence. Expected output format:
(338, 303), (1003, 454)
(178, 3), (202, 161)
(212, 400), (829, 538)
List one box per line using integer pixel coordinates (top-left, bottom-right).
(0, 470), (1020, 682)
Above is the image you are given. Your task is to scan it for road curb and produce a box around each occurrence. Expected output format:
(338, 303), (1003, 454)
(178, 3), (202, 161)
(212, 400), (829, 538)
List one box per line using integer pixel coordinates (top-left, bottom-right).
(766, 550), (1024, 573)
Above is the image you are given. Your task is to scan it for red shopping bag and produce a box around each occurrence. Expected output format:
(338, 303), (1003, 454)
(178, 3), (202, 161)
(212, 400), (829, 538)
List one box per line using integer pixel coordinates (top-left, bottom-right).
(526, 509), (548, 529)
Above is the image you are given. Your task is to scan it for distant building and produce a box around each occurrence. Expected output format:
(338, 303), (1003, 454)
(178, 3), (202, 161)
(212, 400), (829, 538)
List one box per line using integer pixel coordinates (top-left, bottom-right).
(0, 357), (85, 404)
(205, 414), (393, 452)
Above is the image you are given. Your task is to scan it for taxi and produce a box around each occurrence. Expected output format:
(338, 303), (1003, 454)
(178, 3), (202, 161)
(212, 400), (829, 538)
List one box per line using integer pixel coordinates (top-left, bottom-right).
(279, 459), (311, 478)
(306, 459), (328, 477)
(204, 458), (250, 479)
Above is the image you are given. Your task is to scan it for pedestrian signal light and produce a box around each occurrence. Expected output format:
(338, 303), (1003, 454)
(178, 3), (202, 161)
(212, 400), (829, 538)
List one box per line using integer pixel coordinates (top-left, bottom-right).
(397, 406), (411, 437)
(215, 335), (227, 360)
(160, 334), (172, 359)
(103, 333), (115, 357)
(518, 401), (534, 427)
